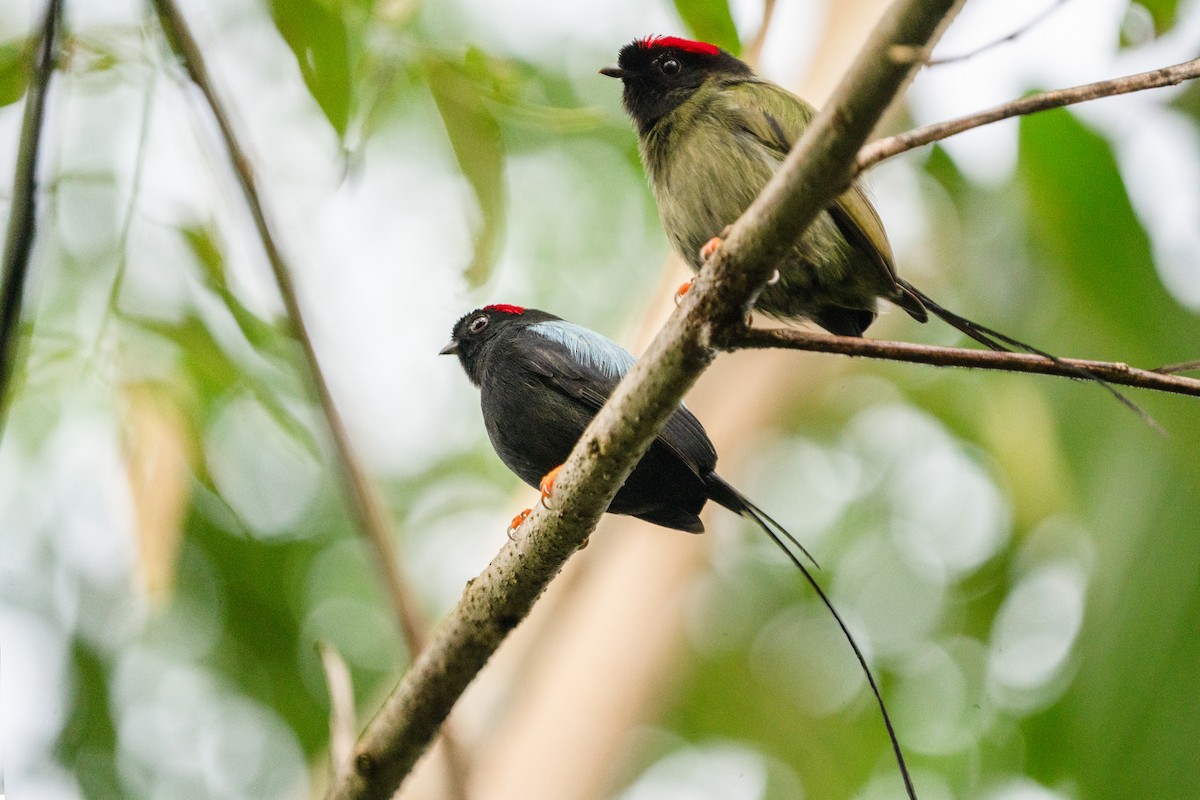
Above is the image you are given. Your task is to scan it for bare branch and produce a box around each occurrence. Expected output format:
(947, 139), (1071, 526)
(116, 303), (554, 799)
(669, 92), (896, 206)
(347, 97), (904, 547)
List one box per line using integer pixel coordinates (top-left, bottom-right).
(147, 5), (472, 797)
(724, 327), (1200, 399)
(325, 2), (965, 799)
(148, 0), (430, 653)
(857, 57), (1200, 171)
(928, 0), (1067, 66)
(0, 0), (63, 430)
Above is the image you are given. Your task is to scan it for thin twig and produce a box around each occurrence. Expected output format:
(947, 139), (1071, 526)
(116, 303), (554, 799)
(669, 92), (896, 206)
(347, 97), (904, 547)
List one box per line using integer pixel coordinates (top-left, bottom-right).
(146, 4), (471, 798)
(325, 2), (965, 798)
(318, 641), (358, 782)
(91, 66), (158, 363)
(928, 0), (1067, 65)
(147, 0), (429, 659)
(0, 0), (63, 429)
(857, 57), (1200, 171)
(742, 0), (777, 65)
(724, 327), (1200, 398)
(1156, 360), (1200, 375)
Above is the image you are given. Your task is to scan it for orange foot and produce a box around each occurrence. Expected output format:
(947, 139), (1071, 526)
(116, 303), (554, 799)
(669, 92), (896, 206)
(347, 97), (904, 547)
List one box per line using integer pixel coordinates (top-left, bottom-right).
(508, 465), (563, 539)
(507, 508), (532, 540)
(700, 236), (723, 262)
(539, 464), (562, 507)
(675, 279), (694, 305)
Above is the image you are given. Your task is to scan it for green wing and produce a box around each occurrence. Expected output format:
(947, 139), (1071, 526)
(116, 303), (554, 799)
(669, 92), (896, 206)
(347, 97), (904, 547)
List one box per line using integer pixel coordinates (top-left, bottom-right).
(720, 79), (925, 318)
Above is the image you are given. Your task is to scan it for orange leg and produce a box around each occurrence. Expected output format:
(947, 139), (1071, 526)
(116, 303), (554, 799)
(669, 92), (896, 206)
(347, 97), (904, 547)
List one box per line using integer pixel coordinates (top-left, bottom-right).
(509, 464), (564, 538)
(700, 236), (723, 262)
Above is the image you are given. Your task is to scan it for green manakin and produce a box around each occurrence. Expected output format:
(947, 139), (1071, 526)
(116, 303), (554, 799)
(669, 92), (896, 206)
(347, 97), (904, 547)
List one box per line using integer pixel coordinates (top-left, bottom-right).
(602, 35), (1028, 344)
(602, 35), (1142, 417)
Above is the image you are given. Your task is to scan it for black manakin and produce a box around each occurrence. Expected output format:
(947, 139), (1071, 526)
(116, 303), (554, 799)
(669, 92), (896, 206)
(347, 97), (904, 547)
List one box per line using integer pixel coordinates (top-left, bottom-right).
(441, 302), (918, 800)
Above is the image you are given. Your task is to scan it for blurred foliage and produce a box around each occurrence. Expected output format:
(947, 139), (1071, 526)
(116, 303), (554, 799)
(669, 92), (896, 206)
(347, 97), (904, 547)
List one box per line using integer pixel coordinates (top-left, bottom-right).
(1020, 108), (1189, 362)
(1132, 0), (1180, 36)
(0, 36), (28, 107)
(423, 53), (506, 286)
(267, 0), (366, 138)
(1121, 0), (1180, 46)
(2, 1), (1200, 800)
(672, 0), (740, 54)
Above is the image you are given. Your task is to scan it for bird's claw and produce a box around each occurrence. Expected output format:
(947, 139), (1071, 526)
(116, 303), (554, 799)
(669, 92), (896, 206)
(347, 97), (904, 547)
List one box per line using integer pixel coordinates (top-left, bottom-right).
(539, 465), (562, 509)
(507, 465), (563, 539)
(699, 236), (723, 262)
(674, 279), (694, 305)
(507, 508), (532, 540)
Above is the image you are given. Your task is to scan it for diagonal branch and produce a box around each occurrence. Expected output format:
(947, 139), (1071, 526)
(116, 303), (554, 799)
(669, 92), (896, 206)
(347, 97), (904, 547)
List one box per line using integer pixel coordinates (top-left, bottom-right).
(725, 327), (1200, 398)
(146, 5), (471, 796)
(325, 2), (966, 799)
(148, 0), (430, 660)
(857, 56), (1200, 170)
(0, 0), (64, 430)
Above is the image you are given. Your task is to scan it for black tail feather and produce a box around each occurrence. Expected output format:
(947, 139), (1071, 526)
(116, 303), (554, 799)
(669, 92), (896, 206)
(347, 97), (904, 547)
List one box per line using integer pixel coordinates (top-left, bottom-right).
(903, 282), (1157, 430)
(756, 525), (918, 800)
(705, 474), (918, 800)
(705, 474), (819, 569)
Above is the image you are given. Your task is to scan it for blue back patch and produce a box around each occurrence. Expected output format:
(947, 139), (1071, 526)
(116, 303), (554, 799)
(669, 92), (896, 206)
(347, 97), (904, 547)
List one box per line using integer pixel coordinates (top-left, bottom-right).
(528, 320), (636, 380)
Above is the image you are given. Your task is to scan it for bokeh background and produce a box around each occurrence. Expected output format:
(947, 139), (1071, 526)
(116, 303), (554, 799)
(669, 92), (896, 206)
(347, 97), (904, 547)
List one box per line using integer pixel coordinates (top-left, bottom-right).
(2, 0), (1199, 798)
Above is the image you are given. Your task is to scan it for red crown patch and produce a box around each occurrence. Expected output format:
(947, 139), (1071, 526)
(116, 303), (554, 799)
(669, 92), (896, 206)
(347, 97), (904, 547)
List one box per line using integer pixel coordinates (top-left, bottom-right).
(636, 35), (720, 57)
(484, 304), (526, 315)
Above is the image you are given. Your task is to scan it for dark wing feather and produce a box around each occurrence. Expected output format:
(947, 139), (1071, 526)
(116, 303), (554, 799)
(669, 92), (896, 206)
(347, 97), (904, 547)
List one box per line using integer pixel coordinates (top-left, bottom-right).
(827, 187), (927, 321)
(520, 321), (717, 475)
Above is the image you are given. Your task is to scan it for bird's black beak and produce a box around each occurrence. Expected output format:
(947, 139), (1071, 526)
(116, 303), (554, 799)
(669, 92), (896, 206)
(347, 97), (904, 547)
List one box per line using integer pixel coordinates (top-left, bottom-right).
(438, 340), (460, 356)
(599, 65), (626, 79)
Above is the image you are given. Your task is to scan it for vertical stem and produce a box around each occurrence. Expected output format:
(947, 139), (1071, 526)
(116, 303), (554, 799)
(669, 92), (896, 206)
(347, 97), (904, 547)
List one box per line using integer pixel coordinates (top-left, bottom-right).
(145, 2), (469, 796)
(0, 0), (64, 431)
(148, 0), (427, 664)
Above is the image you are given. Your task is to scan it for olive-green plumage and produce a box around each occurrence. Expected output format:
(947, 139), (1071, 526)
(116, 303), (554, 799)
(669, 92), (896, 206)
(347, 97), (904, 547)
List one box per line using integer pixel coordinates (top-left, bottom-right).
(604, 36), (928, 336)
(602, 35), (1139, 417)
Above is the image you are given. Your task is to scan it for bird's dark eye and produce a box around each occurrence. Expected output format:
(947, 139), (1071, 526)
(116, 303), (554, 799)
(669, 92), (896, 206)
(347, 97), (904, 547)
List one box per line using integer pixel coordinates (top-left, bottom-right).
(468, 315), (489, 334)
(660, 58), (681, 76)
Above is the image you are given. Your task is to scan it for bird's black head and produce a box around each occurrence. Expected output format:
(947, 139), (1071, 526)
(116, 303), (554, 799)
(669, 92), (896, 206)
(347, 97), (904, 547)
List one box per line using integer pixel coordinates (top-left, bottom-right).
(601, 35), (750, 134)
(440, 304), (544, 386)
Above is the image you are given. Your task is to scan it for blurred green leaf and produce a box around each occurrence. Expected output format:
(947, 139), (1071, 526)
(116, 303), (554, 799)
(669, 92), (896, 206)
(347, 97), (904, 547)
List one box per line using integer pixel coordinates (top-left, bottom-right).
(181, 514), (333, 756)
(1017, 105), (1200, 800)
(268, 0), (354, 137)
(1018, 107), (1196, 362)
(57, 641), (123, 799)
(462, 49), (607, 138)
(180, 225), (294, 363)
(0, 37), (29, 107)
(672, 0), (740, 53)
(134, 311), (321, 462)
(351, 51), (423, 149)
(1131, 0), (1178, 36)
(922, 143), (969, 197)
(1169, 74), (1200, 120)
(424, 54), (506, 286)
